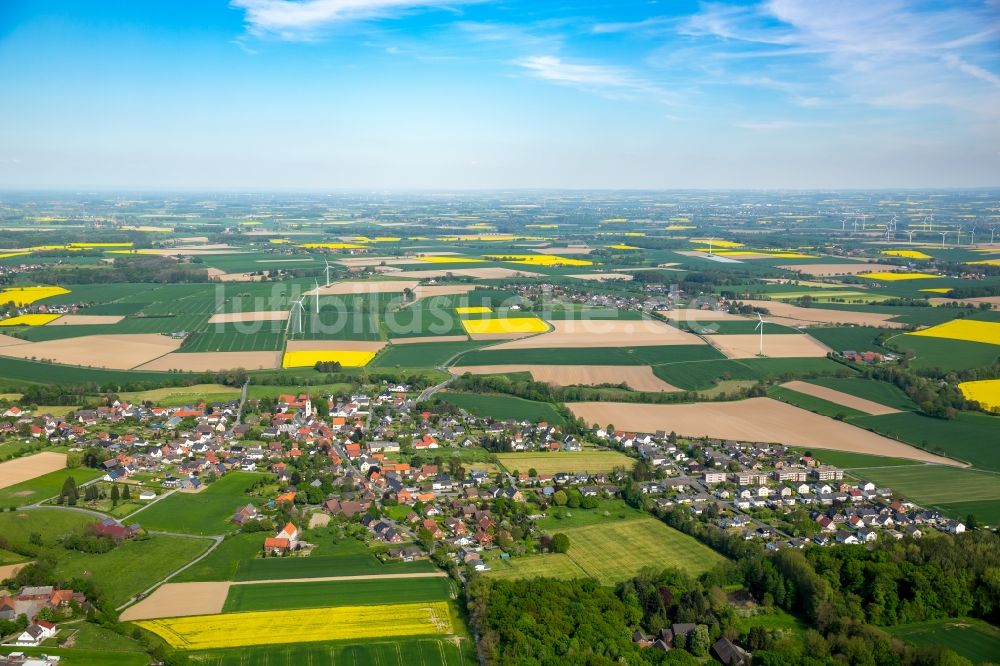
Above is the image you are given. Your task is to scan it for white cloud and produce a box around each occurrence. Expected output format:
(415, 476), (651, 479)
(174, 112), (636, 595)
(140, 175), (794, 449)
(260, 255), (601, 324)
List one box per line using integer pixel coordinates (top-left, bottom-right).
(680, 0), (1000, 116)
(231, 0), (482, 40)
(516, 55), (675, 103)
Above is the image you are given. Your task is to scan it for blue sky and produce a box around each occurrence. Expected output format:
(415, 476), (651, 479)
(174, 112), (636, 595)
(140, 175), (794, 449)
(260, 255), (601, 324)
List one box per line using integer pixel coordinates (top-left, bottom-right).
(0, 0), (998, 189)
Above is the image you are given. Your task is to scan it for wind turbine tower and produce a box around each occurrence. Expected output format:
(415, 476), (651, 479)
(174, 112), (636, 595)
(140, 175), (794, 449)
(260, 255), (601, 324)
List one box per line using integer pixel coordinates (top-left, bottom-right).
(324, 260), (333, 286)
(755, 312), (773, 357)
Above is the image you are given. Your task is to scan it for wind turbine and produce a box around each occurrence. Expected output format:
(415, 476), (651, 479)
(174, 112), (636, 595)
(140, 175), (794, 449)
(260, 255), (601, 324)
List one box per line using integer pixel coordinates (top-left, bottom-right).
(324, 259), (333, 286)
(313, 280), (321, 314)
(940, 231), (949, 248)
(991, 226), (997, 244)
(755, 312), (773, 357)
(706, 237), (715, 256)
(906, 230), (915, 243)
(291, 298), (305, 336)
(956, 226), (964, 245)
(969, 226), (977, 245)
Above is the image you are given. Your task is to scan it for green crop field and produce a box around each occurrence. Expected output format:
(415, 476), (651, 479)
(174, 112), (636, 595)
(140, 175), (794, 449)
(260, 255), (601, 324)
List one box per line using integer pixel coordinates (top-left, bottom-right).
(189, 637), (473, 666)
(847, 465), (1000, 507)
(495, 450), (634, 476)
(298, 310), (383, 340)
(803, 326), (892, 353)
(0, 357), (174, 388)
(436, 391), (564, 424)
(767, 385), (868, 419)
(17, 314), (211, 341)
(935, 499), (1000, 526)
(452, 344), (723, 367)
(384, 304), (468, 338)
(790, 448), (920, 470)
(806, 377), (917, 411)
(234, 552), (436, 581)
(888, 617), (1000, 664)
(887, 334), (1000, 371)
(180, 325), (286, 352)
(0, 466), (104, 507)
(653, 357), (851, 390)
(849, 411), (1000, 471)
(685, 320), (803, 334)
(137, 472), (264, 534)
(370, 341), (483, 368)
(222, 576), (452, 612)
(489, 518), (724, 585)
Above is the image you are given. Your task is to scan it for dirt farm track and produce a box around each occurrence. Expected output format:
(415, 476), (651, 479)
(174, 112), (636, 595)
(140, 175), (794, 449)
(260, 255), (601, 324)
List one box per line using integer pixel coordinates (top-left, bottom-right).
(568, 398), (961, 465)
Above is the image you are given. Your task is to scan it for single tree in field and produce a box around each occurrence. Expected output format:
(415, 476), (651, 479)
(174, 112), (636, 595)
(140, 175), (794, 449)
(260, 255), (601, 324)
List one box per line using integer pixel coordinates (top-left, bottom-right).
(110, 484), (120, 506)
(551, 533), (570, 554)
(122, 484), (131, 501)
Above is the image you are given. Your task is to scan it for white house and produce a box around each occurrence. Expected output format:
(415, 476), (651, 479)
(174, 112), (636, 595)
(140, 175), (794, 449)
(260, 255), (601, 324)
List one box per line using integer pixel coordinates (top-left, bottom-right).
(15, 621), (57, 646)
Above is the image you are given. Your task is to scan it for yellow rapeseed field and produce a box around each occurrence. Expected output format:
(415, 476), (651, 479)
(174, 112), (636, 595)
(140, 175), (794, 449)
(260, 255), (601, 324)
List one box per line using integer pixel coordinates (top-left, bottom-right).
(456, 306), (492, 314)
(857, 272), (941, 281)
(968, 259), (1000, 267)
(665, 224), (695, 230)
(69, 242), (134, 248)
(282, 350), (376, 368)
(0, 252), (30, 260)
(919, 288), (953, 294)
(958, 379), (1000, 411)
(882, 249), (932, 260)
(269, 239), (292, 244)
(121, 225), (173, 232)
(908, 320), (1000, 346)
(484, 254), (593, 267)
(299, 243), (367, 250)
(138, 602), (453, 650)
(691, 239), (743, 248)
(609, 244), (640, 250)
(0, 314), (62, 326)
(417, 256), (486, 263)
(0, 286), (70, 306)
(461, 317), (549, 336)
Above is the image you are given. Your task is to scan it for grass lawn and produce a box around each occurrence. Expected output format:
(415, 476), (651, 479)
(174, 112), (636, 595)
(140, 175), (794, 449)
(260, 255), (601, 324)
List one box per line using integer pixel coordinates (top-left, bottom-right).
(767, 386), (868, 419)
(189, 637), (474, 666)
(733, 607), (808, 634)
(223, 577), (452, 612)
(436, 391), (564, 424)
(62, 621), (147, 652)
(806, 377), (917, 411)
(495, 450), (634, 476)
(489, 518), (724, 585)
(848, 411), (1000, 471)
(172, 532), (264, 582)
(847, 465), (1000, 506)
(888, 617), (1000, 664)
(0, 467), (104, 508)
(534, 498), (648, 531)
(789, 447), (920, 470)
(0, 509), (92, 550)
(54, 533), (211, 606)
(137, 472), (264, 535)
